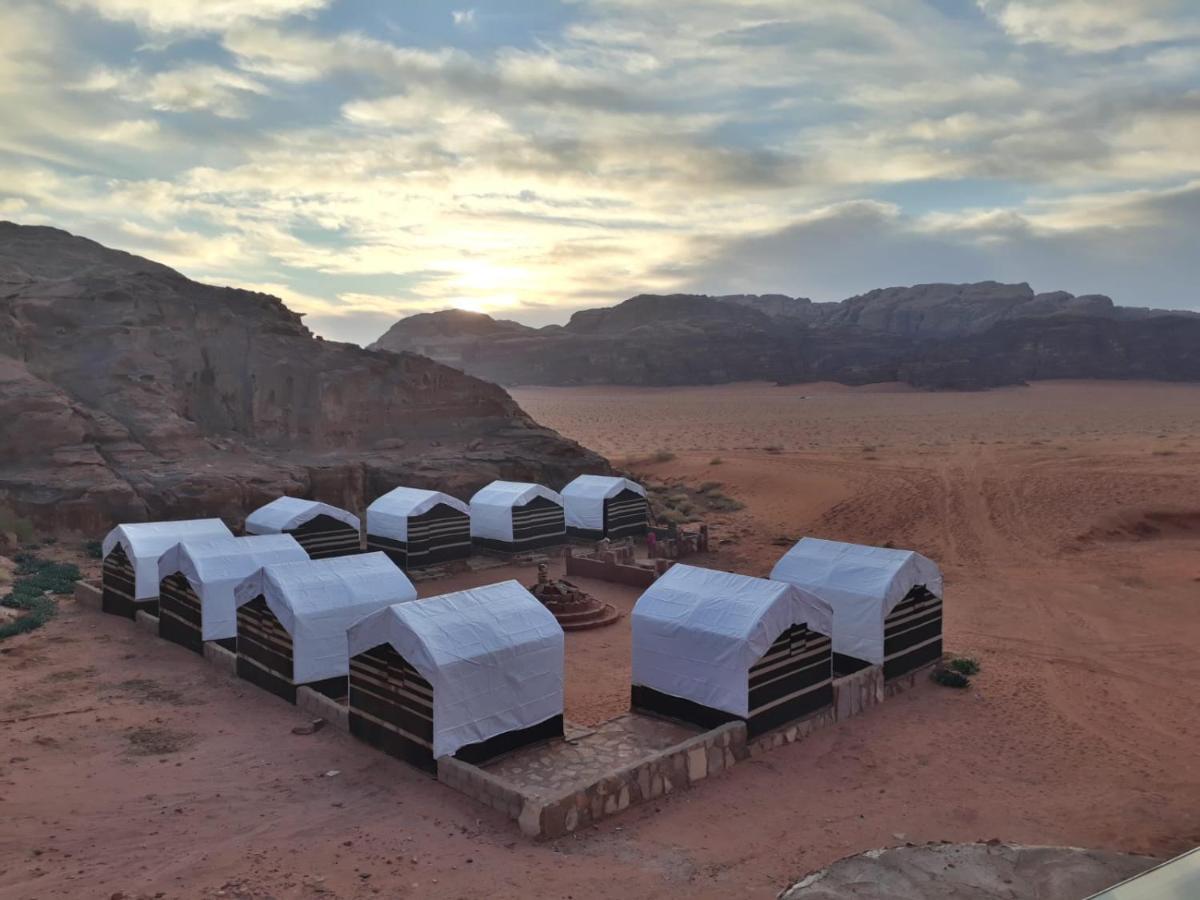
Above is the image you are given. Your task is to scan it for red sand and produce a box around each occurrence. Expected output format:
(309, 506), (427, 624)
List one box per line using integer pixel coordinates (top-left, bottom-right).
(3, 380), (1200, 898)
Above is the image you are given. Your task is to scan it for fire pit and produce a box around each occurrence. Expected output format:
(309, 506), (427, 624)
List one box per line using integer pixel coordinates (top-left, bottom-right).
(528, 564), (620, 631)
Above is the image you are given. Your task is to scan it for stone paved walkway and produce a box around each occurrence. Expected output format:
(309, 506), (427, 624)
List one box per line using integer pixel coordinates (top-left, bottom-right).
(483, 714), (701, 799)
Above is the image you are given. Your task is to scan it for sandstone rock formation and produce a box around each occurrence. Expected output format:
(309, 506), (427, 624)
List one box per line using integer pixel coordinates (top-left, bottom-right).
(371, 284), (1200, 388)
(0, 223), (607, 534)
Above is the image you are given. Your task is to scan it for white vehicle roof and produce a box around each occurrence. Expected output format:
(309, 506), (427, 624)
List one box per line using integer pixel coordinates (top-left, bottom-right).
(157, 534), (308, 641)
(631, 563), (833, 718)
(244, 496), (360, 535)
(561, 475), (646, 531)
(102, 519), (233, 600)
(769, 537), (942, 664)
(348, 579), (564, 759)
(468, 480), (562, 542)
(234, 552), (417, 684)
(366, 487), (469, 542)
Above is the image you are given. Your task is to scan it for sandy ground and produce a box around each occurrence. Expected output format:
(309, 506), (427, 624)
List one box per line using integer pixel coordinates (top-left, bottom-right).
(3, 379), (1199, 899)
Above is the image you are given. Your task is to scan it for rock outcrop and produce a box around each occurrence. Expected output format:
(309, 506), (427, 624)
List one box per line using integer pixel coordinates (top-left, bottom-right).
(0, 222), (607, 534)
(370, 284), (1200, 388)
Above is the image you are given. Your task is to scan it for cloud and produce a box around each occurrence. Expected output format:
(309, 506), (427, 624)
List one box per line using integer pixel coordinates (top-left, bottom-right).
(57, 0), (330, 33)
(78, 64), (269, 117)
(674, 184), (1200, 308)
(451, 9), (476, 28)
(3, 0), (1199, 350)
(977, 0), (1200, 52)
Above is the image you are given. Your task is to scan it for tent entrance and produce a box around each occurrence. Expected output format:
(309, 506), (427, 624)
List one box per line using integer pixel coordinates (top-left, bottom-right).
(510, 495), (566, 549)
(882, 586), (942, 680)
(237, 596), (299, 703)
(287, 515), (361, 559)
(603, 489), (648, 538)
(101, 544), (140, 619)
(349, 643), (436, 773)
(747, 624), (833, 737)
(158, 573), (205, 654)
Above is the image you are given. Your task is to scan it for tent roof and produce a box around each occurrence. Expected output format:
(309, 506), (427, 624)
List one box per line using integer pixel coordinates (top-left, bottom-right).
(244, 496), (360, 535)
(156, 534), (308, 642)
(234, 552), (418, 684)
(348, 580), (563, 758)
(468, 480), (562, 510)
(768, 537), (942, 664)
(366, 487), (468, 542)
(561, 475), (646, 502)
(102, 519), (233, 600)
(631, 564), (832, 717)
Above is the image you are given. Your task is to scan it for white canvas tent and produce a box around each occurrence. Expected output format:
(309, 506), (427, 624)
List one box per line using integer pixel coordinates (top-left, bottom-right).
(561, 475), (646, 534)
(244, 496), (360, 534)
(348, 579), (564, 759)
(234, 552), (416, 684)
(468, 481), (564, 545)
(103, 519), (233, 601)
(366, 487), (468, 541)
(769, 537), (942, 665)
(157, 534), (308, 642)
(631, 564), (832, 718)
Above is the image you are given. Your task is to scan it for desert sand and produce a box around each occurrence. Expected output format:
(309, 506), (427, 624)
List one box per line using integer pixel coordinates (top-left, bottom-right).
(3, 380), (1199, 899)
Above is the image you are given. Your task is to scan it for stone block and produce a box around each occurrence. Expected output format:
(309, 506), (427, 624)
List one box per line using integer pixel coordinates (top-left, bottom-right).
(687, 746), (707, 782)
(74, 581), (102, 610)
(706, 745), (724, 774)
(134, 610), (159, 634)
(518, 801), (544, 838)
(203, 642), (237, 676)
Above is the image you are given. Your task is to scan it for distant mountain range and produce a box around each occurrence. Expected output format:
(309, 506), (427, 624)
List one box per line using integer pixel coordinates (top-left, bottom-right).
(0, 223), (604, 532)
(370, 283), (1200, 389)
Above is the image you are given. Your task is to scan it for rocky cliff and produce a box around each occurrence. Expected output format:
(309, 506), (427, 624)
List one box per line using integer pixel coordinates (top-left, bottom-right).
(0, 223), (607, 534)
(370, 284), (1200, 388)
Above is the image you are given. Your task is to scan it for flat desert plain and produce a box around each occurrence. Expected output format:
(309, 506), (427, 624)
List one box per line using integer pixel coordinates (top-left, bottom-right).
(3, 380), (1199, 900)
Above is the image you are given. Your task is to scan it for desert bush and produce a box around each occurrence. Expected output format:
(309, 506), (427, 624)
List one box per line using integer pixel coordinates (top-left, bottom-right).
(763, 445), (783, 454)
(708, 457), (724, 466)
(932, 668), (970, 689)
(697, 481), (723, 494)
(650, 450), (677, 463)
(84, 540), (103, 559)
(706, 493), (745, 512)
(0, 556), (81, 641)
(946, 656), (980, 676)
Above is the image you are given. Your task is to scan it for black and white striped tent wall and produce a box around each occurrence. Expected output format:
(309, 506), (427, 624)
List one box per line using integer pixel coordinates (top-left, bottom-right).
(101, 519), (233, 619)
(562, 475), (649, 540)
(244, 497), (362, 559)
(155, 534), (308, 655)
(769, 537), (944, 681)
(468, 481), (566, 553)
(232, 552), (417, 705)
(630, 564), (834, 738)
(365, 487), (471, 570)
(348, 580), (565, 772)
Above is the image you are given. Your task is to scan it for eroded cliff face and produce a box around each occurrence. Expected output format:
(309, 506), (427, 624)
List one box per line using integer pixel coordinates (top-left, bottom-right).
(0, 223), (607, 533)
(370, 285), (1200, 388)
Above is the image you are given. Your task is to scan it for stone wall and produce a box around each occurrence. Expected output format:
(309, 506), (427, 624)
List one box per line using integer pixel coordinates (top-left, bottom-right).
(438, 756), (529, 821)
(563, 548), (661, 588)
(832, 665), (885, 720)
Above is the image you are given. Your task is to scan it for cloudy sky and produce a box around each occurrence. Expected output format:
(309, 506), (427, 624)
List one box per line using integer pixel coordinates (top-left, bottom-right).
(2, 0), (1198, 343)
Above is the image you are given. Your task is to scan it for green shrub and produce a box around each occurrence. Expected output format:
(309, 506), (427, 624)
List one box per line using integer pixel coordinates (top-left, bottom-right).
(84, 540), (103, 559)
(947, 656), (980, 676)
(0, 555), (81, 641)
(932, 668), (970, 689)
